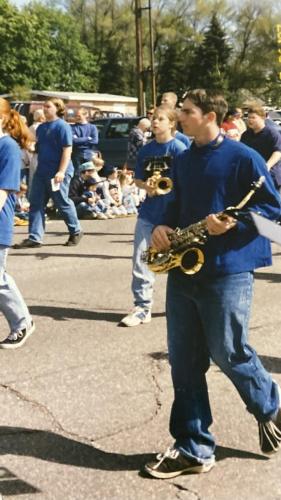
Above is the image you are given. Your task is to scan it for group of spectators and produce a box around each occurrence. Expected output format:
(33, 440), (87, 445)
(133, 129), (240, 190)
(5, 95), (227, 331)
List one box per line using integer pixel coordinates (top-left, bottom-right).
(14, 104), (149, 228)
(221, 105), (281, 194)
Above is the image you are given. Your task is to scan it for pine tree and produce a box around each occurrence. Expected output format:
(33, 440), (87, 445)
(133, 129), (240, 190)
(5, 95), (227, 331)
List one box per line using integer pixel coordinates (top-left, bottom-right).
(190, 13), (231, 92)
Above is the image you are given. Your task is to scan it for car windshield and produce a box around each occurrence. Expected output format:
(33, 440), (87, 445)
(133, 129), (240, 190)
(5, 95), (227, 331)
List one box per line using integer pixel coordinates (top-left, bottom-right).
(268, 110), (281, 121)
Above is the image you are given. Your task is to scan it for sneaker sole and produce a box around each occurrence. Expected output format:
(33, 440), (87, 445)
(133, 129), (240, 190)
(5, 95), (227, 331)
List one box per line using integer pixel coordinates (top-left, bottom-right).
(120, 316), (151, 327)
(144, 461), (215, 479)
(0, 323), (35, 350)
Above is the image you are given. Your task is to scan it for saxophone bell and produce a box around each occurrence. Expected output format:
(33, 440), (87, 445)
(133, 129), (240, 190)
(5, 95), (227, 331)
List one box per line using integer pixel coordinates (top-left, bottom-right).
(179, 247), (205, 274)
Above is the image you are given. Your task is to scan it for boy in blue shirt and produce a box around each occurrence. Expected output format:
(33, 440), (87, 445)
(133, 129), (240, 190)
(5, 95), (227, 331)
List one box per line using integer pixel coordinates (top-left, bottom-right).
(120, 106), (188, 327)
(144, 89), (281, 479)
(71, 108), (99, 170)
(241, 105), (281, 191)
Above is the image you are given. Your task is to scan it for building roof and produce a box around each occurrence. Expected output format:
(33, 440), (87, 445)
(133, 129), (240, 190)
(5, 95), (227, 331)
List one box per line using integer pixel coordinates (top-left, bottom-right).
(31, 90), (138, 103)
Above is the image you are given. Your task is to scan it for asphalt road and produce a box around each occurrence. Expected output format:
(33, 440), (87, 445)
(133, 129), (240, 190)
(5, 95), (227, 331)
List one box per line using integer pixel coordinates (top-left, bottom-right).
(0, 216), (280, 500)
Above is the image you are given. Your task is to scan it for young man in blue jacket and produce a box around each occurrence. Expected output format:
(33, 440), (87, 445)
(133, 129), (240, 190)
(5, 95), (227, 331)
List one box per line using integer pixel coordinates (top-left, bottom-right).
(71, 108), (99, 170)
(144, 89), (281, 479)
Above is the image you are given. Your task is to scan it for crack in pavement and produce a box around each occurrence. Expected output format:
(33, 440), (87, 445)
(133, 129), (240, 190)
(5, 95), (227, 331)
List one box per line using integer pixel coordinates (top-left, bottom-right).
(0, 354), (167, 446)
(93, 356), (166, 443)
(0, 383), (95, 446)
(171, 481), (201, 499)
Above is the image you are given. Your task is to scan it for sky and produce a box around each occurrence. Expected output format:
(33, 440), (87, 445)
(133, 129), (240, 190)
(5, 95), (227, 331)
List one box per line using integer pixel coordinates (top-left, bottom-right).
(12, 0), (31, 6)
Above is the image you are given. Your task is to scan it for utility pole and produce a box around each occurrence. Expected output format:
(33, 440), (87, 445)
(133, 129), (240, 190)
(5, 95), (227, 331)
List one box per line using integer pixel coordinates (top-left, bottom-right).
(148, 0), (156, 108)
(135, 0), (144, 115)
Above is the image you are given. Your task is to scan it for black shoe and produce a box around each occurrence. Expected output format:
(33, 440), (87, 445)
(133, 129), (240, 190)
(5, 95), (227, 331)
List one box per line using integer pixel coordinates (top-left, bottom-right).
(13, 239), (42, 249)
(259, 409), (281, 455)
(143, 446), (215, 479)
(64, 231), (83, 246)
(0, 321), (35, 349)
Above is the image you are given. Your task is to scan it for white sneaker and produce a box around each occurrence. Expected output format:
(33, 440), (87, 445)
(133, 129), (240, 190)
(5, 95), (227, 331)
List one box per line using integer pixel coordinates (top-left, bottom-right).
(120, 307), (151, 327)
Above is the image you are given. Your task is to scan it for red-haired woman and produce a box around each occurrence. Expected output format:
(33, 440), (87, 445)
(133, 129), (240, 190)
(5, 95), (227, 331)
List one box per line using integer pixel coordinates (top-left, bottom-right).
(0, 98), (35, 348)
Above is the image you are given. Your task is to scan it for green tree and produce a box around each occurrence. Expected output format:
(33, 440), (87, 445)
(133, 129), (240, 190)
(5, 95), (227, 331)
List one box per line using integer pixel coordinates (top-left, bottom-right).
(189, 13), (231, 91)
(0, 0), (99, 93)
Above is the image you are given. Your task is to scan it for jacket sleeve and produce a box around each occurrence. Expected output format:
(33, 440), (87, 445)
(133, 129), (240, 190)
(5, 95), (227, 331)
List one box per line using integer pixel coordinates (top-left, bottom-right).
(69, 177), (86, 206)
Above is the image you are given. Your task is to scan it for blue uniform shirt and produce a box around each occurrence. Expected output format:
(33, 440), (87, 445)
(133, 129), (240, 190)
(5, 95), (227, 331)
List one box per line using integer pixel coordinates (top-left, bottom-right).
(241, 125), (281, 186)
(36, 119), (73, 177)
(0, 136), (21, 246)
(71, 123), (99, 160)
(135, 138), (188, 225)
(165, 137), (281, 277)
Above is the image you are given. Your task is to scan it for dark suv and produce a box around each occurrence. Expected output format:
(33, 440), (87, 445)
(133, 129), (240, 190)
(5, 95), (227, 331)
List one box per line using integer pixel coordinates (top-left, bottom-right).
(90, 116), (143, 168)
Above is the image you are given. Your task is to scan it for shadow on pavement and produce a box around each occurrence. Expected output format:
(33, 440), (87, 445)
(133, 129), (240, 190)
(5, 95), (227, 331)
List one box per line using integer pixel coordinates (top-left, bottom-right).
(0, 428), (267, 471)
(0, 427), (154, 471)
(9, 253), (131, 260)
(259, 355), (281, 374)
(215, 445), (267, 462)
(0, 467), (40, 496)
(29, 305), (124, 323)
(29, 305), (165, 323)
(254, 272), (281, 283)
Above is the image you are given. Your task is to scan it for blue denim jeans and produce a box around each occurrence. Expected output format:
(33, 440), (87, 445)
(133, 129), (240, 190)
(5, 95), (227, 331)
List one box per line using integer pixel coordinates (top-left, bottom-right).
(0, 246), (32, 333)
(166, 270), (279, 464)
(131, 217), (155, 310)
(29, 172), (81, 243)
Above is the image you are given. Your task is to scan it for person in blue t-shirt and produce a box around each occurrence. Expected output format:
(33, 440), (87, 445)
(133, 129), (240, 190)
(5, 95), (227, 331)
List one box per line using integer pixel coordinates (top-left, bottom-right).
(143, 90), (281, 479)
(0, 98), (35, 349)
(241, 105), (281, 192)
(71, 107), (99, 170)
(14, 98), (82, 248)
(120, 106), (189, 327)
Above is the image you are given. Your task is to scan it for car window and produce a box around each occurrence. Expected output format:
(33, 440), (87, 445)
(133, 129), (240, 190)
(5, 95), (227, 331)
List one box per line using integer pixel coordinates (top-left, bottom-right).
(94, 122), (108, 134)
(268, 111), (281, 121)
(106, 121), (132, 139)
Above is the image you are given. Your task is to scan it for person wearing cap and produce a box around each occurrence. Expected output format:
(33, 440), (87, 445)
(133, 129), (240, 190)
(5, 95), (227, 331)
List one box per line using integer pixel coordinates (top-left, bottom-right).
(82, 177), (109, 219)
(69, 161), (101, 219)
(71, 107), (99, 171)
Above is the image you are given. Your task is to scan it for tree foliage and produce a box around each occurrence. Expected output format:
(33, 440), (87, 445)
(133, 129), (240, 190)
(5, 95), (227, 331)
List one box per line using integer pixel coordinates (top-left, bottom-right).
(0, 0), (281, 106)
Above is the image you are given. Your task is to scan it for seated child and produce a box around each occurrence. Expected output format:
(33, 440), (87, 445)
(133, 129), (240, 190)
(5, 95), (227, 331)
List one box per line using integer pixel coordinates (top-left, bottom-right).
(118, 171), (138, 215)
(83, 178), (114, 219)
(108, 185), (128, 216)
(14, 182), (30, 226)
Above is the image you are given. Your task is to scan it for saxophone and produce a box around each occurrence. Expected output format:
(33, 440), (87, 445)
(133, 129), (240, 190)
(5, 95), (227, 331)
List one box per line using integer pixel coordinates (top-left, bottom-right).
(142, 176), (265, 275)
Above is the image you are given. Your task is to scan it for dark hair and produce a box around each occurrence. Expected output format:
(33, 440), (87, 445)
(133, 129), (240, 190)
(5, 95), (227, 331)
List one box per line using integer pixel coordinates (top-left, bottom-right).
(183, 89), (228, 126)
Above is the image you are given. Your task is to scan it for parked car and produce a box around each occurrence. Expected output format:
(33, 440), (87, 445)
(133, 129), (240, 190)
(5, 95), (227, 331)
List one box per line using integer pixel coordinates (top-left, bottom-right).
(90, 116), (143, 168)
(11, 101), (124, 125)
(267, 110), (281, 125)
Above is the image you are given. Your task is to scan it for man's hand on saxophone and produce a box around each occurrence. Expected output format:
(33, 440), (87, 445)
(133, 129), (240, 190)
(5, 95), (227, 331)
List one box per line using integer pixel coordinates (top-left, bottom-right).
(151, 225), (174, 251)
(206, 214), (237, 236)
